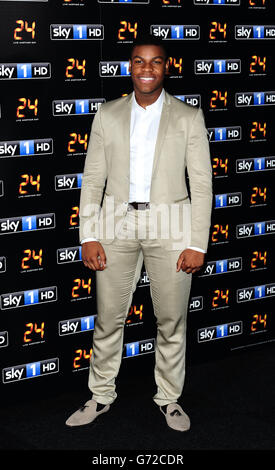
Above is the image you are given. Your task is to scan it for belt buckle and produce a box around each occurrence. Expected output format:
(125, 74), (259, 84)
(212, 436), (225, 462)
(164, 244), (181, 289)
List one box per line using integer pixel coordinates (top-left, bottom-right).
(127, 202), (149, 211)
(133, 202), (150, 210)
(141, 202), (150, 210)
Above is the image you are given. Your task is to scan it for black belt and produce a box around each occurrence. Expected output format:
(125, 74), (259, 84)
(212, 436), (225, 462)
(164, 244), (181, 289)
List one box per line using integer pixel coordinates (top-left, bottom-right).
(128, 201), (150, 210)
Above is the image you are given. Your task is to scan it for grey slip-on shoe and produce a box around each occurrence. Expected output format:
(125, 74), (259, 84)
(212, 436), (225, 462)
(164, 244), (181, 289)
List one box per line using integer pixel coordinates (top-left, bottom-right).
(160, 403), (190, 432)
(66, 399), (110, 427)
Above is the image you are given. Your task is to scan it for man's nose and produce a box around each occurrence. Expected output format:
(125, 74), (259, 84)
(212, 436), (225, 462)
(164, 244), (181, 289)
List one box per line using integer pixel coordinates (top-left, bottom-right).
(142, 62), (153, 72)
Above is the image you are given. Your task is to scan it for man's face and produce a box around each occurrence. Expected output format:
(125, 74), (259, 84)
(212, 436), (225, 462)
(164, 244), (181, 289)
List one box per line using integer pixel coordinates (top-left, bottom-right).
(129, 44), (169, 96)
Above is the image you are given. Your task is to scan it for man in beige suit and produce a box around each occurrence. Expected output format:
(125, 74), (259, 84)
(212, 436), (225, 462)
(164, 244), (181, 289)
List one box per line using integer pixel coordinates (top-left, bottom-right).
(66, 36), (213, 432)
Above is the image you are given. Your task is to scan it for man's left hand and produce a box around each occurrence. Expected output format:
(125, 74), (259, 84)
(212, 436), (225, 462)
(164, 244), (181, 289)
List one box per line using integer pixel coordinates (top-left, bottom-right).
(176, 249), (205, 274)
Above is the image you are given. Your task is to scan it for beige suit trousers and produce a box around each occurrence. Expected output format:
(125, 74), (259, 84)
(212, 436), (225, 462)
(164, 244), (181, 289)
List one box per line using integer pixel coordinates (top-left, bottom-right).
(88, 206), (192, 407)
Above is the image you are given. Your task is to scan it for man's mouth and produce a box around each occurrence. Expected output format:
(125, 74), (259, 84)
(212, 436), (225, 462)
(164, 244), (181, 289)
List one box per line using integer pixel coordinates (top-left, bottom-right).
(138, 77), (155, 82)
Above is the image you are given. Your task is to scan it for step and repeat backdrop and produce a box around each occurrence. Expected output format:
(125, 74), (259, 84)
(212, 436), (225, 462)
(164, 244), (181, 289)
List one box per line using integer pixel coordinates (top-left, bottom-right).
(0, 0), (274, 394)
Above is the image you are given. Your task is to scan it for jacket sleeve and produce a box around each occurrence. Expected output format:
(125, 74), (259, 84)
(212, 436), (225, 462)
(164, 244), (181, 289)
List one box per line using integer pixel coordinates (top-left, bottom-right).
(185, 107), (213, 252)
(79, 105), (107, 243)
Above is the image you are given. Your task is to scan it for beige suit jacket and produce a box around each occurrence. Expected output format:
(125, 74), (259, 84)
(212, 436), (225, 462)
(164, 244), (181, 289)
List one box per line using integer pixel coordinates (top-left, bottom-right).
(79, 90), (213, 252)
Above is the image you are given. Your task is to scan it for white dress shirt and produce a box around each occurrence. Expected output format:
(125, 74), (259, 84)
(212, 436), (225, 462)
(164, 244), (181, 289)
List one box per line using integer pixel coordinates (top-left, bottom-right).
(129, 88), (164, 202)
(81, 89), (205, 254)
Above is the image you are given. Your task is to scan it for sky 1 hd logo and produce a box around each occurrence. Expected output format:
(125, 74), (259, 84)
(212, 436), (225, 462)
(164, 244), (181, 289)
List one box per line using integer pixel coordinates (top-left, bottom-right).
(208, 126), (241, 142)
(2, 358), (59, 384)
(235, 25), (275, 40)
(200, 257), (242, 277)
(236, 220), (275, 238)
(236, 92), (275, 107)
(99, 61), (131, 77)
(237, 283), (275, 303)
(0, 286), (57, 310)
(53, 99), (105, 116)
(55, 173), (82, 191)
(198, 321), (242, 343)
(59, 315), (96, 336)
(57, 246), (82, 263)
(0, 213), (55, 235)
(0, 63), (51, 80)
(123, 338), (155, 358)
(50, 24), (104, 40)
(194, 0), (240, 4)
(0, 139), (53, 158)
(175, 95), (201, 107)
(150, 25), (200, 40)
(236, 156), (275, 173)
(215, 192), (242, 208)
(195, 59), (241, 74)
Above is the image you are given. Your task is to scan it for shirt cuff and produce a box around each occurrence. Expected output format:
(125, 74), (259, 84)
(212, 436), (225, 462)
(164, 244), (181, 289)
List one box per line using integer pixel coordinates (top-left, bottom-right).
(81, 238), (98, 244)
(187, 246), (206, 254)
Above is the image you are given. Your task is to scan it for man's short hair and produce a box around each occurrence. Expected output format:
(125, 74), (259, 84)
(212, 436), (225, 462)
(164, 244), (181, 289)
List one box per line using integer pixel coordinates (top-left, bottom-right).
(130, 34), (169, 61)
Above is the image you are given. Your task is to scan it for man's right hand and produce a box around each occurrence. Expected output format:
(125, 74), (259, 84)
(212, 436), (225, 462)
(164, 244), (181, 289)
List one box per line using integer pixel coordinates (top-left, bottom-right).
(82, 241), (106, 271)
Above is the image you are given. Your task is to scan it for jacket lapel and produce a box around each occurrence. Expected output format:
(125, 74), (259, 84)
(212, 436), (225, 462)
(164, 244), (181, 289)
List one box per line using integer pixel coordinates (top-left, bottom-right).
(151, 90), (171, 178)
(121, 92), (133, 182)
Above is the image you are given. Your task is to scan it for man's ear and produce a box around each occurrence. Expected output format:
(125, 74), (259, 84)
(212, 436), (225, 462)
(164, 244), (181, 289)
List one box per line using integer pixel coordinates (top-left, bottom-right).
(129, 59), (132, 73)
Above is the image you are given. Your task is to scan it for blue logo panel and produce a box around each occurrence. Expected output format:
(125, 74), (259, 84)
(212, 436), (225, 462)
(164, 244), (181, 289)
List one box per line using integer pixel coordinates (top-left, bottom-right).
(24, 289), (39, 305)
(254, 157), (265, 171)
(254, 285), (265, 299)
(253, 26), (264, 38)
(254, 222), (265, 235)
(20, 140), (35, 156)
(126, 342), (139, 357)
(214, 60), (226, 73)
(77, 173), (82, 187)
(216, 324), (228, 338)
(81, 316), (94, 331)
(253, 92), (264, 105)
(216, 260), (228, 273)
(120, 62), (130, 76)
(171, 25), (184, 39)
(73, 25), (87, 39)
(22, 215), (37, 231)
(17, 63), (32, 79)
(215, 128), (226, 141)
(75, 99), (89, 114)
(26, 362), (41, 377)
(215, 194), (227, 207)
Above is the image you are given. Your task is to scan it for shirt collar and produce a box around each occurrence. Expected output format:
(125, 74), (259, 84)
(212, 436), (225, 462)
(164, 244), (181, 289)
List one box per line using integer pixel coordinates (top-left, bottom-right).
(132, 88), (164, 113)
